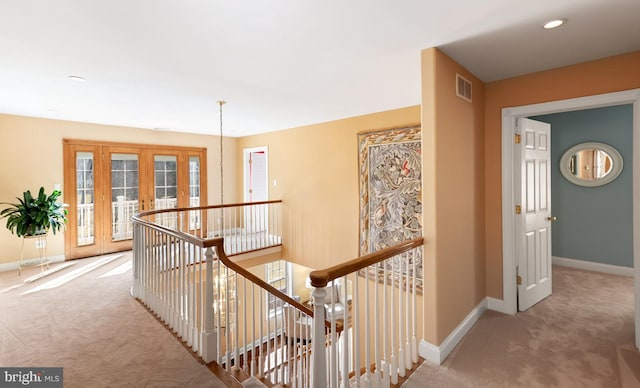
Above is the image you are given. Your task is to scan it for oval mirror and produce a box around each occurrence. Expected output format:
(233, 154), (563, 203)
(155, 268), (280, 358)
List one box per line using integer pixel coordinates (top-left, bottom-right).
(559, 142), (623, 187)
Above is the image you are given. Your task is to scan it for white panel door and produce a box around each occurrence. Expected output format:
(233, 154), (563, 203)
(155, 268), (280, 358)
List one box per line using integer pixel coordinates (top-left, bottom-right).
(518, 118), (553, 311)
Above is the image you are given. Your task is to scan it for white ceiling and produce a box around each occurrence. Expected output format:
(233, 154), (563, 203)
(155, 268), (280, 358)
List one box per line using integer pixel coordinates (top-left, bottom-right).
(1, 0), (639, 137)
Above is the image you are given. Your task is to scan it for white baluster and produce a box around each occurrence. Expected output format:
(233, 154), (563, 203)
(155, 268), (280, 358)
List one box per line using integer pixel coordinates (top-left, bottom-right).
(364, 270), (371, 386)
(278, 303), (284, 384)
(150, 230), (157, 314)
(170, 236), (177, 331)
(234, 271), (239, 370)
(382, 258), (390, 388)
(398, 256), (406, 378)
(330, 282), (337, 388)
(225, 265), (231, 372)
(405, 253), (411, 369)
(266, 290), (271, 378)
(243, 277), (248, 372)
(251, 282), (257, 377)
(132, 224), (140, 298)
(259, 287), (264, 378)
(374, 264), (381, 387)
(178, 239), (184, 339)
(341, 280), (350, 388)
(311, 286), (327, 388)
(187, 243), (194, 348)
(200, 246), (217, 363)
(216, 255), (222, 363)
(390, 256), (397, 385)
(354, 274), (360, 388)
(234, 207), (238, 254)
(411, 248), (418, 363)
(162, 234), (168, 323)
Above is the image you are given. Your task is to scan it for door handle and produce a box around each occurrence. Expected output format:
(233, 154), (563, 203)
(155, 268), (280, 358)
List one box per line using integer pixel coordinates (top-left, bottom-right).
(141, 199), (145, 211)
(546, 216), (558, 222)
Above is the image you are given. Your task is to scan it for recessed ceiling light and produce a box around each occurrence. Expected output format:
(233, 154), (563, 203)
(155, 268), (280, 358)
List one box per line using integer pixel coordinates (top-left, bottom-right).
(68, 75), (86, 82)
(47, 109), (58, 113)
(543, 19), (567, 29)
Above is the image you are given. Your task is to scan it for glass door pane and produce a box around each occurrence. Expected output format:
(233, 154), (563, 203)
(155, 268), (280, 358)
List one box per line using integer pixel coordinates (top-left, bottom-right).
(76, 152), (95, 246)
(189, 156), (201, 230)
(65, 141), (206, 260)
(154, 155), (178, 227)
(111, 153), (139, 241)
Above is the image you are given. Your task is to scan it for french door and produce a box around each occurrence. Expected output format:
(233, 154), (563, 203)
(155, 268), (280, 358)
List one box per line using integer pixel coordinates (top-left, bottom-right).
(63, 140), (206, 260)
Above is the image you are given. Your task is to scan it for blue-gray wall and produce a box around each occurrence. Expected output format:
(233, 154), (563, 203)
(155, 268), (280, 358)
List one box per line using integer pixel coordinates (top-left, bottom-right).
(532, 104), (633, 268)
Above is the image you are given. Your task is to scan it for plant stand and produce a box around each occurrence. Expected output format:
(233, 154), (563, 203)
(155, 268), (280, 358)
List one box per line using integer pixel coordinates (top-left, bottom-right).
(19, 233), (50, 276)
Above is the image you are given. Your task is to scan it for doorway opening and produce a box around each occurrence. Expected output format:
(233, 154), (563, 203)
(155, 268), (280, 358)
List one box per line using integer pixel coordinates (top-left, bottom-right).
(63, 139), (207, 260)
(243, 146), (269, 234)
(501, 89), (640, 349)
(243, 146), (268, 203)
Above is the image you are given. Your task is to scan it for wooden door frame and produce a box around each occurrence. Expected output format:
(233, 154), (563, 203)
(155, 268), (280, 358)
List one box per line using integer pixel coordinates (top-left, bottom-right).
(63, 139), (207, 259)
(103, 147), (148, 253)
(63, 143), (103, 259)
(243, 146), (269, 203)
(500, 89), (640, 349)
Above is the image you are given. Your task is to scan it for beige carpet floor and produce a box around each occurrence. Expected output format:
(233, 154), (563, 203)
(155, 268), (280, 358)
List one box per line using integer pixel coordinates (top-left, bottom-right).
(0, 252), (226, 388)
(403, 266), (639, 388)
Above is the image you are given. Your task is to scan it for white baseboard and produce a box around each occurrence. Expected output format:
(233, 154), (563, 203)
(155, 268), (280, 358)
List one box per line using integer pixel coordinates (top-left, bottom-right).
(419, 297), (488, 364)
(419, 340), (441, 364)
(0, 255), (65, 273)
(553, 256), (633, 277)
(487, 297), (509, 314)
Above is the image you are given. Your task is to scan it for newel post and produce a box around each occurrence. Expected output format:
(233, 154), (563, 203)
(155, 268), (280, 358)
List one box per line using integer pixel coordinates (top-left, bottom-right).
(311, 286), (327, 388)
(131, 223), (141, 299)
(200, 246), (217, 363)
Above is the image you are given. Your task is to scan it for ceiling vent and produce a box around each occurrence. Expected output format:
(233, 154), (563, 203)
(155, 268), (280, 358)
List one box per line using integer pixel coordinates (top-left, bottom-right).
(456, 73), (472, 102)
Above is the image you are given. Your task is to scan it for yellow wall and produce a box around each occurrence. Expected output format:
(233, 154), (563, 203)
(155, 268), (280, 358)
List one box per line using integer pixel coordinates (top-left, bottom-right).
(421, 48), (486, 344)
(484, 51), (640, 298)
(0, 114), (237, 264)
(235, 106), (421, 271)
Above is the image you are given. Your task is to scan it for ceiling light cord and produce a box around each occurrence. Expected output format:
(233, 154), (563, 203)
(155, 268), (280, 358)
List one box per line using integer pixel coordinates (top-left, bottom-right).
(217, 101), (226, 231)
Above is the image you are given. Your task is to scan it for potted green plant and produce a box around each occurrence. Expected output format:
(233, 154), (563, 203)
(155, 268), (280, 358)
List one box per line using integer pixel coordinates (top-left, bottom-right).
(0, 187), (68, 237)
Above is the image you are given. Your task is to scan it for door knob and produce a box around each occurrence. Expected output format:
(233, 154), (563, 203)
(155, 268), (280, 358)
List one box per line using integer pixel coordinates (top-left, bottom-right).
(546, 216), (558, 222)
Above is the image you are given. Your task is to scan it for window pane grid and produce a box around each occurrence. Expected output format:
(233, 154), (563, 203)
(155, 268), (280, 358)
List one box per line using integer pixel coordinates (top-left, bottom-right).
(154, 156), (178, 228)
(111, 154), (138, 241)
(76, 152), (95, 246)
(265, 260), (290, 317)
(188, 156), (200, 229)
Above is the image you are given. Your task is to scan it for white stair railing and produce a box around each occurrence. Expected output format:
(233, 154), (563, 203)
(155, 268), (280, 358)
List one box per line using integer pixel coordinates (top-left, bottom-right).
(309, 237), (424, 388)
(131, 201), (283, 364)
(210, 262), (317, 386)
(131, 219), (219, 362)
(132, 202), (422, 387)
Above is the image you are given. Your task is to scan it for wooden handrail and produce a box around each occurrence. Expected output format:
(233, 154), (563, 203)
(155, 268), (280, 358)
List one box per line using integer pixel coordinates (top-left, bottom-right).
(135, 199), (283, 218)
(132, 200), (313, 317)
(130, 213), (210, 247)
(132, 199), (283, 248)
(308, 237), (424, 288)
(213, 242), (314, 317)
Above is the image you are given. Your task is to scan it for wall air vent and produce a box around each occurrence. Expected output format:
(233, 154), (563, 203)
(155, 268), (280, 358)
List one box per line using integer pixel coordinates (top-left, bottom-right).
(456, 73), (472, 102)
